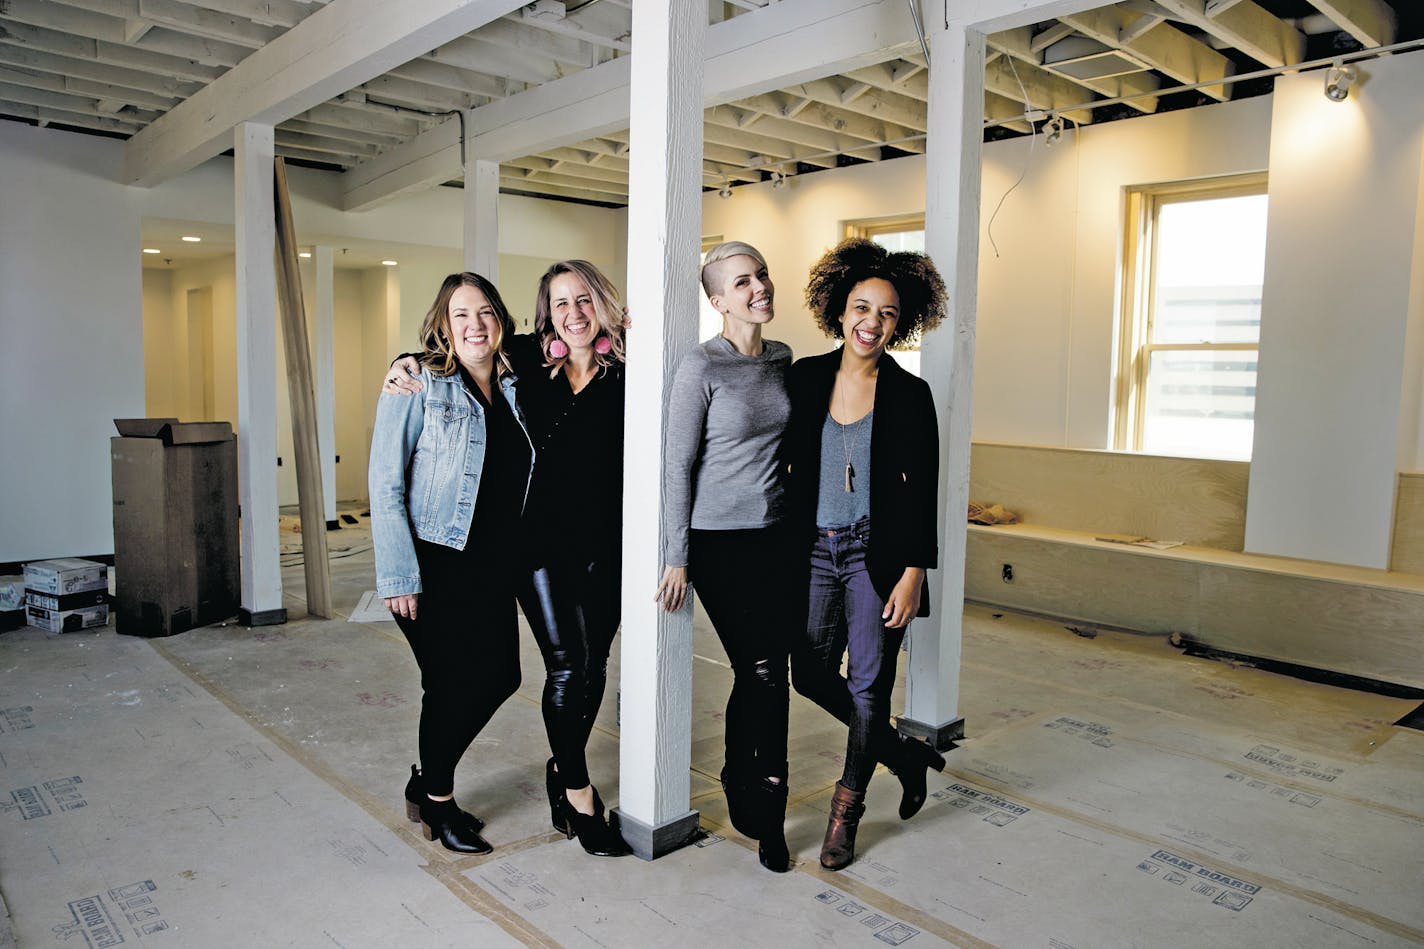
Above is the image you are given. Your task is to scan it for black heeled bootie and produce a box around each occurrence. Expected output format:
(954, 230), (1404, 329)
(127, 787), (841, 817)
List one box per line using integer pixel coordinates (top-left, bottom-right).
(544, 758), (563, 833)
(721, 764), (760, 840)
(554, 786), (630, 857)
(754, 778), (791, 873)
(888, 737), (946, 821)
(420, 796), (492, 855)
(406, 764), (483, 832)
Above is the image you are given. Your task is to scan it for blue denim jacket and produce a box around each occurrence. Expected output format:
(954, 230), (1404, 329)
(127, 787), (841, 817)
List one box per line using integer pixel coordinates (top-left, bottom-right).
(368, 365), (533, 598)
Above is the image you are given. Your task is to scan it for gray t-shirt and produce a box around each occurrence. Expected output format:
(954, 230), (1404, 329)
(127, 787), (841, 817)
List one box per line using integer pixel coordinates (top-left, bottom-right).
(662, 336), (793, 566)
(816, 409), (873, 529)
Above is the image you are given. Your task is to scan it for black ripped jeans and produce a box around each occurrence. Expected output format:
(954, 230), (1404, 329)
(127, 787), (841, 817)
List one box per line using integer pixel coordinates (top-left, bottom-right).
(516, 555), (621, 790)
(689, 525), (793, 782)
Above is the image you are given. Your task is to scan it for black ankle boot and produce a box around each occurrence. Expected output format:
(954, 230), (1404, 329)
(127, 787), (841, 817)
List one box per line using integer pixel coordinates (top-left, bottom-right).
(420, 796), (492, 855)
(406, 765), (483, 832)
(888, 738), (947, 820)
(555, 787), (630, 857)
(721, 764), (760, 840)
(754, 778), (791, 873)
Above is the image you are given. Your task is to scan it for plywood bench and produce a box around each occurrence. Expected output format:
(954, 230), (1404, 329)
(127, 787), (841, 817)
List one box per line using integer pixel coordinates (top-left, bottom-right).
(964, 445), (1424, 690)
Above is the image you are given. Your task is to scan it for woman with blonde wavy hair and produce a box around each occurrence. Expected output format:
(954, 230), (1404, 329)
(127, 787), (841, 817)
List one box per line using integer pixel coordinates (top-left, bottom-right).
(370, 271), (534, 856)
(384, 259), (630, 857)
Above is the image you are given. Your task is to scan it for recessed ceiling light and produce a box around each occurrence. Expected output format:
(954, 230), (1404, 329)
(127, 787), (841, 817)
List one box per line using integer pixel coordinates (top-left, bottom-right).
(382, 260), (398, 266)
(299, 251), (312, 258)
(142, 248), (160, 254)
(181, 235), (201, 242)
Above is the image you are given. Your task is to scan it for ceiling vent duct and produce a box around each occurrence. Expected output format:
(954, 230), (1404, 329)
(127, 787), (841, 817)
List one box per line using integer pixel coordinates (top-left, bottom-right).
(1041, 35), (1152, 82)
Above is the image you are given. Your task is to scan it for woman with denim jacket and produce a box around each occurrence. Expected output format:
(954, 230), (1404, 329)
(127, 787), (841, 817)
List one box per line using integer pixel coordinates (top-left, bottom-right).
(369, 272), (534, 855)
(383, 261), (630, 857)
(784, 239), (949, 871)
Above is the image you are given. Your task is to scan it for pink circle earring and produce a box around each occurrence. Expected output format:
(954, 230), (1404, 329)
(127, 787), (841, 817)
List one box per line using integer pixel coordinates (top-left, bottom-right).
(594, 336), (612, 355)
(549, 339), (569, 359)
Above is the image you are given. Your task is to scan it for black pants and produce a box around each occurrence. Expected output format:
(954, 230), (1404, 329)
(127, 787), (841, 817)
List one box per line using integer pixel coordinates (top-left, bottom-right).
(516, 556), (620, 790)
(689, 526), (792, 782)
(395, 539), (521, 798)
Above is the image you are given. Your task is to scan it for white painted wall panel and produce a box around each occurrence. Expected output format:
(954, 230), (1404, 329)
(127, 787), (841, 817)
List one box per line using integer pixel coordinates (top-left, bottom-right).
(1245, 54), (1424, 568)
(0, 123), (144, 563)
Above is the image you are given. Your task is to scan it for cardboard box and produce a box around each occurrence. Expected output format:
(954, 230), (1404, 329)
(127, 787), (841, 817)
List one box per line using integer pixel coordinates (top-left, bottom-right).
(23, 559), (108, 596)
(26, 603), (109, 633)
(26, 589), (110, 612)
(111, 419), (239, 637)
(0, 575), (23, 612)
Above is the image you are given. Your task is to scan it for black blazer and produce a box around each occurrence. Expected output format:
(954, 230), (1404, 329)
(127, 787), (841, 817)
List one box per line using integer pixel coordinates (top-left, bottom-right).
(785, 349), (940, 617)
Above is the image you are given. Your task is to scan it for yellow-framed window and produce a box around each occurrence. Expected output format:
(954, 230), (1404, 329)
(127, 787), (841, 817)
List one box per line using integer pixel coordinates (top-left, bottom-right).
(1114, 173), (1268, 460)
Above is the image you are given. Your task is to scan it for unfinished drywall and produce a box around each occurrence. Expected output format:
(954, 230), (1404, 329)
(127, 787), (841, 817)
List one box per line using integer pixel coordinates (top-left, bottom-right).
(1246, 53), (1424, 568)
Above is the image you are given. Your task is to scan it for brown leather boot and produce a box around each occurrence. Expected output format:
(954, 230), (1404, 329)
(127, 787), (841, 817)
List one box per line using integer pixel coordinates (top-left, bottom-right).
(820, 781), (866, 870)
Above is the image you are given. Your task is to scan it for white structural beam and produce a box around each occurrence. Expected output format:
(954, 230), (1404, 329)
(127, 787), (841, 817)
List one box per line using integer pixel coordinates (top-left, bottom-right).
(1151, 0), (1306, 68)
(464, 156), (500, 281)
(314, 245), (337, 526)
(233, 122), (285, 626)
(613, 0), (703, 862)
(903, 15), (981, 747)
(122, 0), (527, 187)
(341, 0), (918, 210)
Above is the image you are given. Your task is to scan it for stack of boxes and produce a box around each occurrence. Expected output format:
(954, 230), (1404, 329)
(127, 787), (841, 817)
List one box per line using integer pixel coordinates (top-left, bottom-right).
(23, 558), (111, 633)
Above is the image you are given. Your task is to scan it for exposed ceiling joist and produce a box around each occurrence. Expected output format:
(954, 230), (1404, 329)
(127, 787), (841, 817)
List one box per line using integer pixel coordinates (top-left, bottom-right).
(988, 27), (1156, 114)
(498, 173), (622, 203)
(122, 0), (528, 187)
(984, 54), (1097, 123)
(0, 95), (143, 131)
(1152, 0), (1306, 68)
(0, 43), (200, 98)
(1307, 0), (1397, 48)
(387, 58), (507, 99)
(177, 0), (312, 30)
(341, 0), (918, 210)
(512, 2), (630, 52)
(1060, 7), (1234, 101)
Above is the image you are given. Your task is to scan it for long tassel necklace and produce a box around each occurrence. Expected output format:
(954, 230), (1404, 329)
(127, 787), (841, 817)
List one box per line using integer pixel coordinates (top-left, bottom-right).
(838, 382), (860, 493)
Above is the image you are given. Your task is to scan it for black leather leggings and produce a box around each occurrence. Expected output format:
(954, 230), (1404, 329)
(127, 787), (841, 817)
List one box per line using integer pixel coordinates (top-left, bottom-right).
(688, 526), (792, 782)
(516, 556), (620, 790)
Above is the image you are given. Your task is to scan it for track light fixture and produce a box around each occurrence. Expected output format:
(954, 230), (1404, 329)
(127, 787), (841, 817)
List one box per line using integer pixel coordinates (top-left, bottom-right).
(1324, 60), (1357, 102)
(1043, 114), (1065, 146)
(770, 169), (787, 190)
(718, 181), (732, 199)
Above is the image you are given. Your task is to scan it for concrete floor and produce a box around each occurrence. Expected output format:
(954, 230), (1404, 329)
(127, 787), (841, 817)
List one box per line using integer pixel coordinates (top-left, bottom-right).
(2, 516), (1422, 948)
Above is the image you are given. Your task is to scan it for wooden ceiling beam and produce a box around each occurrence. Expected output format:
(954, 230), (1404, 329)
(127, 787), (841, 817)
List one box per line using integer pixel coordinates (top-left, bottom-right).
(984, 55), (1097, 123)
(0, 43), (200, 97)
(983, 89), (1034, 133)
(123, 0), (528, 187)
(387, 57), (509, 99)
(1152, 0), (1306, 68)
(1305, 0), (1396, 48)
(176, 0), (312, 29)
(784, 76), (927, 131)
(498, 174), (624, 203)
(511, 1), (629, 52)
(358, 74), (477, 113)
(1060, 7), (1234, 101)
(282, 116), (403, 146)
(275, 143), (356, 166)
(0, 96), (144, 132)
(429, 33), (567, 86)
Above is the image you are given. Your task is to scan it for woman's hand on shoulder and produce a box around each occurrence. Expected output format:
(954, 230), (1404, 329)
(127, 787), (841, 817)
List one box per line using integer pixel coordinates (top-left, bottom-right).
(382, 356), (423, 396)
(384, 593), (418, 621)
(882, 567), (925, 629)
(654, 565), (689, 613)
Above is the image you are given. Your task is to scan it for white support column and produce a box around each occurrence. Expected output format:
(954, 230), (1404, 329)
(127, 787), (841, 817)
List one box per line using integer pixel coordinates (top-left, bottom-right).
(234, 122), (285, 627)
(315, 244), (337, 526)
(612, 0), (704, 861)
(903, 17), (984, 747)
(464, 152), (500, 283)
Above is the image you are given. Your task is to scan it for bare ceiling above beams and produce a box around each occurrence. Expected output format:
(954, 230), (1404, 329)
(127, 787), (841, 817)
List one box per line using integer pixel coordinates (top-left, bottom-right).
(1, 0), (1420, 207)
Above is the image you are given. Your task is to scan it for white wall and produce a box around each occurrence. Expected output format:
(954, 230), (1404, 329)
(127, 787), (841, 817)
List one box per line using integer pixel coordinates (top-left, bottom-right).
(1245, 54), (1424, 568)
(0, 123), (145, 562)
(699, 94), (1274, 448)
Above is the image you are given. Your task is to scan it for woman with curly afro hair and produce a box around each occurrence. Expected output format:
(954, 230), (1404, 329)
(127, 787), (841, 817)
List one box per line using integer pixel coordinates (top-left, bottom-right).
(785, 237), (950, 871)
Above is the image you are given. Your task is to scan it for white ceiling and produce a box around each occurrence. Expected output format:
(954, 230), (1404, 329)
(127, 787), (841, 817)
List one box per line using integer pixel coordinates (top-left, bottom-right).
(3, 0), (1419, 208)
